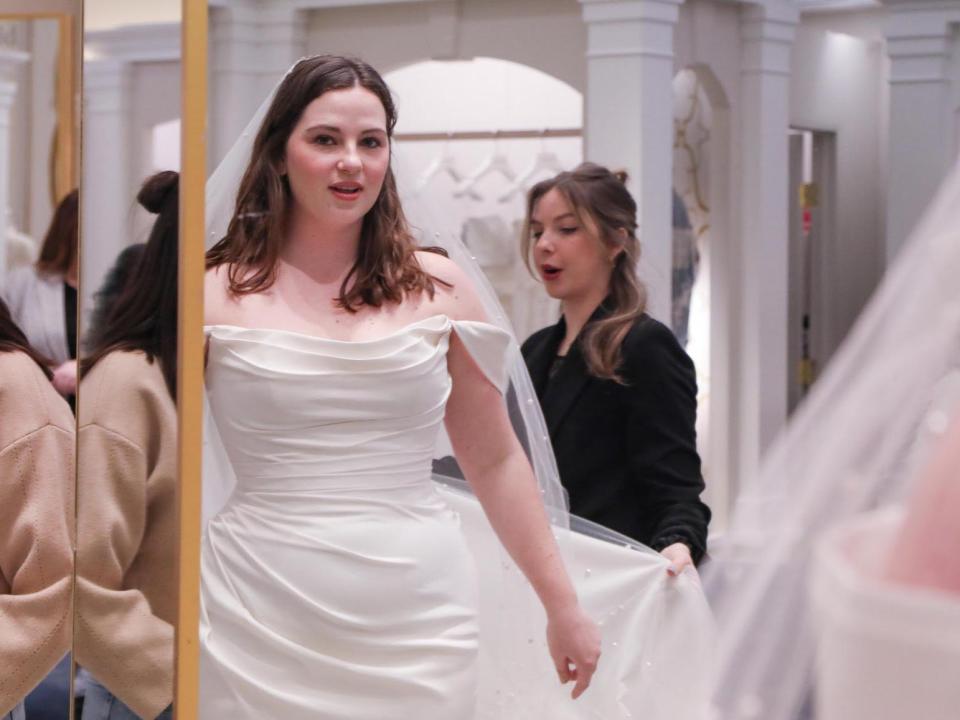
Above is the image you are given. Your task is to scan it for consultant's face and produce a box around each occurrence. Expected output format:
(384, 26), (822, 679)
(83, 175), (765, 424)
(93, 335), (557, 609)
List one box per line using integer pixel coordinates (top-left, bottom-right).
(530, 188), (616, 302)
(283, 85), (391, 228)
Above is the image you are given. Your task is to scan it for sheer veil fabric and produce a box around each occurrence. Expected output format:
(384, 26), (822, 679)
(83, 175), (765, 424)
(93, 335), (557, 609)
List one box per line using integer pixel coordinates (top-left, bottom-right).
(200, 58), (715, 718)
(702, 157), (960, 719)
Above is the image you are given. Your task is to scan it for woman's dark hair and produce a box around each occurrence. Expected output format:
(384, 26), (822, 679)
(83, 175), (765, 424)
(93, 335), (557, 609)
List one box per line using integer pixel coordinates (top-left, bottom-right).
(82, 171), (179, 399)
(36, 188), (79, 277)
(522, 162), (646, 383)
(0, 297), (53, 379)
(84, 242), (146, 353)
(206, 54), (447, 310)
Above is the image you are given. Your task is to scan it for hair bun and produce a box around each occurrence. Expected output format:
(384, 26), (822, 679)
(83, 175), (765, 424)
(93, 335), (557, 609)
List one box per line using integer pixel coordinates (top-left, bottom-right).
(137, 170), (179, 214)
(612, 169), (629, 185)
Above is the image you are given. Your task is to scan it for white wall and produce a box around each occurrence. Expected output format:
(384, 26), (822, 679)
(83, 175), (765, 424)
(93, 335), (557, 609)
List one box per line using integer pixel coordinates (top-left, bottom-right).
(129, 60), (181, 243)
(306, 0), (585, 90)
(84, 0), (181, 32)
(789, 8), (886, 363)
(386, 57), (580, 339)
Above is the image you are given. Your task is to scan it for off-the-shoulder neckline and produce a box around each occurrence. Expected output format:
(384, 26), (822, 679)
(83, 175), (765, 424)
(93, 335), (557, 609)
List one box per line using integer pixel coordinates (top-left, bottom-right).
(203, 313), (513, 346)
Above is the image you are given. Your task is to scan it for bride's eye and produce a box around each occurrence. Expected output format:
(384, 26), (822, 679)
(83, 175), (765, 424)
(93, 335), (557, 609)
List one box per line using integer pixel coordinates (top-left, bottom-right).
(361, 137), (383, 149)
(312, 134), (335, 146)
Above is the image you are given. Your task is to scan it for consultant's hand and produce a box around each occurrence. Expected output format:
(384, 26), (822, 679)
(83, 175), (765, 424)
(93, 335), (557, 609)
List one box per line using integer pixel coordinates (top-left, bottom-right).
(661, 542), (693, 577)
(546, 603), (601, 699)
(51, 359), (78, 396)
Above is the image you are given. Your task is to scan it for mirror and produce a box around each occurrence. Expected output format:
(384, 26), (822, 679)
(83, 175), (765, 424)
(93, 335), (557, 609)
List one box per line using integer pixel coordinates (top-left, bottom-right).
(0, 5), (79, 720)
(74, 1), (181, 718)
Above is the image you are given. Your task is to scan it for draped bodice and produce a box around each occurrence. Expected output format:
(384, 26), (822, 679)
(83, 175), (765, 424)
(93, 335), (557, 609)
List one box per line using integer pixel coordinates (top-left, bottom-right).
(204, 315), (512, 496)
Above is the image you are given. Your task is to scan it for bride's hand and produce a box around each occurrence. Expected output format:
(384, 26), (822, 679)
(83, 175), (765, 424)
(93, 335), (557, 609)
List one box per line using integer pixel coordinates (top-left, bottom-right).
(546, 604), (601, 699)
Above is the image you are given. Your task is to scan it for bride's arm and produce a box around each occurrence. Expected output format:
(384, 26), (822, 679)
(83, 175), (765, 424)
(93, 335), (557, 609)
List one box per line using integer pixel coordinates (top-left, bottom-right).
(427, 253), (601, 698)
(445, 331), (601, 698)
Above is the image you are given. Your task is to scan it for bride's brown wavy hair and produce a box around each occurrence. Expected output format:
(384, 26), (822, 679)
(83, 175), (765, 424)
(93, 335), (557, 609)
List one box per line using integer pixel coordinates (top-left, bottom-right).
(522, 162), (647, 383)
(206, 55), (447, 309)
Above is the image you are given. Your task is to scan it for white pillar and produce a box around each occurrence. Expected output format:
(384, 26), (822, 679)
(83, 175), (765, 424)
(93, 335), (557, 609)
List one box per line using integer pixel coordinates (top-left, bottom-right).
(209, 3), (306, 169)
(0, 47), (28, 280)
(579, 0), (684, 321)
(883, 1), (956, 261)
(733, 1), (797, 490)
(0, 79), (17, 281)
(81, 60), (130, 311)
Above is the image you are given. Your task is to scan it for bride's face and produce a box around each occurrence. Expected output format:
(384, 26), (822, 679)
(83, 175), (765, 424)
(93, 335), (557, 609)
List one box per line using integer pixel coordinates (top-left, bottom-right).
(283, 85), (390, 228)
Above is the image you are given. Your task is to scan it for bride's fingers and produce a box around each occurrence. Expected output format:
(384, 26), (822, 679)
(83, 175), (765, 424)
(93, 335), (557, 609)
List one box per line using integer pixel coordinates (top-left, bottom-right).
(570, 655), (598, 699)
(554, 656), (573, 683)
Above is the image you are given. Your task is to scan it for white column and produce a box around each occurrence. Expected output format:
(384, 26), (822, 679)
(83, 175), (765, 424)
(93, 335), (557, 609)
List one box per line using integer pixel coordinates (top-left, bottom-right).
(883, 2), (956, 261)
(209, 4), (306, 169)
(81, 60), (130, 310)
(733, 1), (797, 490)
(0, 47), (27, 280)
(579, 0), (684, 321)
(0, 79), (17, 280)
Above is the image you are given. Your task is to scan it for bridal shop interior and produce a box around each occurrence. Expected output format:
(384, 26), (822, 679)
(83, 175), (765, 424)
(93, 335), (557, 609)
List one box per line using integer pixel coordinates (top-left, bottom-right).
(1, 0), (959, 718)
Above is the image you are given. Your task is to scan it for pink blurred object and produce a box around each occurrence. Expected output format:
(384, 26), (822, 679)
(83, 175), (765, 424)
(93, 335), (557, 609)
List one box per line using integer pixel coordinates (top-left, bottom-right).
(812, 510), (960, 720)
(883, 409), (960, 595)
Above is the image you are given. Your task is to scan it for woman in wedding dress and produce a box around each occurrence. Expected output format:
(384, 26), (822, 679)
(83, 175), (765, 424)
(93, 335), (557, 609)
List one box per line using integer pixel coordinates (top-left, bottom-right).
(199, 55), (601, 718)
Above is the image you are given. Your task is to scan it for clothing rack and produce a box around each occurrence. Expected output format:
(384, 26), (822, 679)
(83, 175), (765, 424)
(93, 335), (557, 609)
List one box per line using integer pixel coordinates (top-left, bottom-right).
(393, 128), (582, 142)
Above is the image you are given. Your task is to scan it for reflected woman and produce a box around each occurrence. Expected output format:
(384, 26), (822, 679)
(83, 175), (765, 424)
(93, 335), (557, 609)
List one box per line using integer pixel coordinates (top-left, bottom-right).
(1, 190), (80, 398)
(521, 164), (710, 573)
(0, 298), (75, 720)
(76, 172), (178, 720)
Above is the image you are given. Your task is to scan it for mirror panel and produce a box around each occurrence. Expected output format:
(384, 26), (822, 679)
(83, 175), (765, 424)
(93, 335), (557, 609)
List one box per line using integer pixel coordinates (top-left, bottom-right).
(0, 6), (80, 720)
(75, 1), (181, 718)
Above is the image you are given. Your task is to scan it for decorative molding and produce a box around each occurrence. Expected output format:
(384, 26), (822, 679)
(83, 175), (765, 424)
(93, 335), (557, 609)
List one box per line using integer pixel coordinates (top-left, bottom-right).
(0, 45), (29, 72)
(884, 2), (955, 84)
(580, 0), (684, 25)
(581, 0), (684, 61)
(798, 0), (880, 12)
(81, 59), (130, 115)
(740, 4), (798, 77)
(0, 78), (17, 114)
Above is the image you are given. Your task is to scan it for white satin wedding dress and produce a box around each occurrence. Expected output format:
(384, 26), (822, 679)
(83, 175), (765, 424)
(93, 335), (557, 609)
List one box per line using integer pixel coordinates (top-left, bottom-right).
(199, 313), (714, 719)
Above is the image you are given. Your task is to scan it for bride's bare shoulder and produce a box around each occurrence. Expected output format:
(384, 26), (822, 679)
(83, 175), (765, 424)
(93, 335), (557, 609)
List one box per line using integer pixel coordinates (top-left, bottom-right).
(414, 250), (486, 322)
(205, 263), (243, 324)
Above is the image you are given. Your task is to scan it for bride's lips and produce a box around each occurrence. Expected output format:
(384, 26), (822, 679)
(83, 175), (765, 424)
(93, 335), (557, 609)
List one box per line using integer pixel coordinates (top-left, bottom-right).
(329, 182), (363, 202)
(541, 264), (563, 282)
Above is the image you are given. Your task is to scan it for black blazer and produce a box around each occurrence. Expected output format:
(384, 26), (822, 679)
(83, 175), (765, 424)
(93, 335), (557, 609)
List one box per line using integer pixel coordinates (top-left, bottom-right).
(522, 308), (710, 563)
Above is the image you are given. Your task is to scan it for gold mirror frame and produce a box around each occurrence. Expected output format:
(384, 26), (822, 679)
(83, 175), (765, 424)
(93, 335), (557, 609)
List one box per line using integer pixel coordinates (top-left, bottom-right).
(175, 0), (206, 717)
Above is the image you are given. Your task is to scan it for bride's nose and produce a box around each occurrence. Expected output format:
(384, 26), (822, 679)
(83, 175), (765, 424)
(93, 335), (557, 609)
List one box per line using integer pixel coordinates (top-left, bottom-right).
(337, 148), (362, 175)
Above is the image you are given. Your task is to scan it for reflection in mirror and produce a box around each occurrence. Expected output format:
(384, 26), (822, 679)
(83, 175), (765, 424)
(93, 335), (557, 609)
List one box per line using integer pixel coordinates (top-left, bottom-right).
(75, 2), (181, 718)
(0, 9), (79, 720)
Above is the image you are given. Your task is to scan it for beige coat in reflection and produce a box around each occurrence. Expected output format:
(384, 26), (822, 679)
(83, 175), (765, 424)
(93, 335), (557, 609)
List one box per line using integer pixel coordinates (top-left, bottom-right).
(76, 351), (176, 720)
(0, 351), (75, 716)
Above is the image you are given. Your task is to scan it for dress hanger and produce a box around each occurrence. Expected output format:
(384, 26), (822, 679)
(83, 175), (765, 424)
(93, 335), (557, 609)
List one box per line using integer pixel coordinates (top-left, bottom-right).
(453, 132), (517, 199)
(414, 134), (481, 199)
(498, 131), (565, 203)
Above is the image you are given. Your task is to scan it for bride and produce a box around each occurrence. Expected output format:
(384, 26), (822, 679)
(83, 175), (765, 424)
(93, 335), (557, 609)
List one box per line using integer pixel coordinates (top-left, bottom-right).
(201, 54), (600, 717)
(199, 55), (713, 718)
